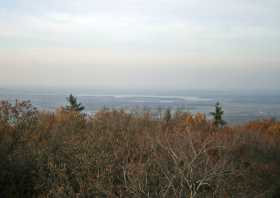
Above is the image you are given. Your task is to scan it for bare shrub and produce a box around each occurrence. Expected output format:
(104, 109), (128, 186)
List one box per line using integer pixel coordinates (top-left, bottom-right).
(0, 101), (280, 197)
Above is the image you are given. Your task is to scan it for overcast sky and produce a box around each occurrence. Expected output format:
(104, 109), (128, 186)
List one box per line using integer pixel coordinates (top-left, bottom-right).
(0, 0), (280, 90)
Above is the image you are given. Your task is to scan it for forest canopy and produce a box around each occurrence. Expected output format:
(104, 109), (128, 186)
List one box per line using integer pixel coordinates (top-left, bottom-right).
(0, 99), (280, 197)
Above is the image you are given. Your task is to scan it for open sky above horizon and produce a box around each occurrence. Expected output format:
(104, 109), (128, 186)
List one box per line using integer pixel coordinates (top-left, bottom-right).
(0, 0), (280, 90)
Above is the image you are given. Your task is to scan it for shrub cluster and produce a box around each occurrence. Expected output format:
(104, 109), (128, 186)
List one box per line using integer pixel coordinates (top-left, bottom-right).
(0, 100), (280, 197)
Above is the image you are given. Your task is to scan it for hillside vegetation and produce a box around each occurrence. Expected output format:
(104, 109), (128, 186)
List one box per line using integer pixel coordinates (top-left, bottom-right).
(1, 100), (280, 197)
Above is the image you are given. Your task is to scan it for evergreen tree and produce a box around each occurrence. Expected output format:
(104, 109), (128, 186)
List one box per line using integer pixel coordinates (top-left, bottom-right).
(65, 94), (84, 112)
(164, 108), (172, 122)
(210, 102), (226, 127)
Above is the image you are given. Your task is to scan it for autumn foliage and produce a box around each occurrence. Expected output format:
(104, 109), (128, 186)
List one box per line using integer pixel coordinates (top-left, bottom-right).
(0, 100), (280, 197)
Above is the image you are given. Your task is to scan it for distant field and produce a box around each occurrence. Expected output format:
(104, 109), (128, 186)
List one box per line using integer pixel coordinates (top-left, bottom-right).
(0, 88), (280, 123)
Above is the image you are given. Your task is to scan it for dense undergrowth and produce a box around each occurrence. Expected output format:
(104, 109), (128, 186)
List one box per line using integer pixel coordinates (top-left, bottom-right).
(1, 100), (280, 197)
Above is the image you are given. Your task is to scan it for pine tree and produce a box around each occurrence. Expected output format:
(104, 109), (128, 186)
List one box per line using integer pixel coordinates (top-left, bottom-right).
(65, 94), (85, 112)
(210, 102), (226, 127)
(164, 108), (172, 122)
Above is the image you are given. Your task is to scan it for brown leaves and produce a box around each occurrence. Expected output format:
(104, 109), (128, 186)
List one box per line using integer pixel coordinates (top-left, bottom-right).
(0, 102), (280, 197)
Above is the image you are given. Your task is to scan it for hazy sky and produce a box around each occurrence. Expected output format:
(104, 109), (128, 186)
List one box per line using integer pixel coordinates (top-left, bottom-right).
(0, 0), (280, 90)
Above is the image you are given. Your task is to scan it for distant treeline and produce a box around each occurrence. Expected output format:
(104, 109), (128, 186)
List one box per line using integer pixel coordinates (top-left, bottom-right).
(0, 97), (280, 197)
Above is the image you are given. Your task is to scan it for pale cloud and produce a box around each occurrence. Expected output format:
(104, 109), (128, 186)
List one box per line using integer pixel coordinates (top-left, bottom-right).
(0, 0), (279, 89)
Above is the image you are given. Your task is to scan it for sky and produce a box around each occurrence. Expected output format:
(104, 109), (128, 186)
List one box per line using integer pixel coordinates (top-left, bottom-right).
(0, 0), (280, 90)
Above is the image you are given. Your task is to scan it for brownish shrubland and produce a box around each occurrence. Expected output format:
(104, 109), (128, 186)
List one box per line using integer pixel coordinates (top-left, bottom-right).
(1, 100), (280, 197)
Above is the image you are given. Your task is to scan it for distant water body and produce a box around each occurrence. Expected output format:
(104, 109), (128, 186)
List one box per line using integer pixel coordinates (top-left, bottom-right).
(0, 87), (279, 123)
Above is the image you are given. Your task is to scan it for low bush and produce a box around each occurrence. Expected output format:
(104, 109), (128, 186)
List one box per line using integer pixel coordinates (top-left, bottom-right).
(0, 100), (280, 197)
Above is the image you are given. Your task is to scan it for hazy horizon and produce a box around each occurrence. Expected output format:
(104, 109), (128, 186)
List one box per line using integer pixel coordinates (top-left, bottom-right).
(1, 79), (280, 92)
(1, 0), (280, 90)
